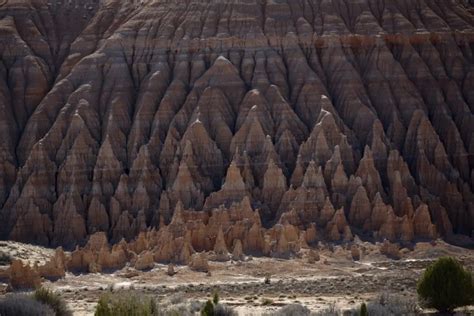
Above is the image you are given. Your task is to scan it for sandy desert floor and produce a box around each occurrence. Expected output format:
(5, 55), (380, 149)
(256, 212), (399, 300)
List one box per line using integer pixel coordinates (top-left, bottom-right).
(1, 239), (474, 315)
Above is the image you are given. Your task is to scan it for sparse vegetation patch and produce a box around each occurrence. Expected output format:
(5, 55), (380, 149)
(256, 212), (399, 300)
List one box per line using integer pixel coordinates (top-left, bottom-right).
(417, 257), (474, 313)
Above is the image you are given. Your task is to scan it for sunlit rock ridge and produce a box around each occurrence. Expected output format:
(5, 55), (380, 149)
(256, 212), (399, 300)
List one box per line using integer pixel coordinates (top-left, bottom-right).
(0, 0), (473, 251)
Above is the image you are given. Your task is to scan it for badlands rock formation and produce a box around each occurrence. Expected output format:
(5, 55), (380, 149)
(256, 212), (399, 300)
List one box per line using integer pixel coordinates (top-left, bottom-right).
(0, 0), (473, 256)
(6, 247), (66, 290)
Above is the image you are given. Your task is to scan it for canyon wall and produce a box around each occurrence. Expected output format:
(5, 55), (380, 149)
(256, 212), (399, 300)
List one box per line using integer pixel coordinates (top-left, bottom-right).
(0, 0), (473, 249)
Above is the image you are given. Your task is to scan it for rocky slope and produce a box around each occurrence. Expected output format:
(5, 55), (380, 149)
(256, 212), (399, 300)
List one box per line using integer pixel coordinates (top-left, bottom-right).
(0, 0), (473, 251)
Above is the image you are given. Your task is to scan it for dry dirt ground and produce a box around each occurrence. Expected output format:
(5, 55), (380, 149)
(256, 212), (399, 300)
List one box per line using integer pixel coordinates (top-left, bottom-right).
(1, 240), (474, 315)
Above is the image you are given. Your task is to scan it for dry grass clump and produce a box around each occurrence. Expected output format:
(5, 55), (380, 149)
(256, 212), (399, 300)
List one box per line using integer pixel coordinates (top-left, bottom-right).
(0, 294), (55, 316)
(34, 287), (72, 316)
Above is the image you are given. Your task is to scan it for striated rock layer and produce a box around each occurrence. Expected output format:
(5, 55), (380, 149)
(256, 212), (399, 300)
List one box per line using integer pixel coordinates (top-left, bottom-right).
(0, 0), (473, 249)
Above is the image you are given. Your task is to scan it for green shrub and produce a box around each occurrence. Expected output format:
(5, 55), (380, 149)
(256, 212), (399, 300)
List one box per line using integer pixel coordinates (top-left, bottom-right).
(200, 292), (236, 316)
(94, 292), (158, 316)
(0, 251), (12, 266)
(201, 300), (214, 316)
(417, 257), (474, 313)
(0, 294), (54, 316)
(95, 296), (112, 316)
(359, 302), (368, 316)
(264, 274), (271, 284)
(261, 298), (274, 306)
(34, 287), (72, 316)
(213, 292), (219, 305)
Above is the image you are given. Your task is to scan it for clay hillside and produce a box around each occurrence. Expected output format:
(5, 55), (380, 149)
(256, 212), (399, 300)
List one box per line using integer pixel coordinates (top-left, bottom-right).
(0, 0), (473, 255)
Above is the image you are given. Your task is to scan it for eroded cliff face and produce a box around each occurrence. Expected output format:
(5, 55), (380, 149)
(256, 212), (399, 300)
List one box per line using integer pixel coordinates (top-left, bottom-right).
(0, 0), (473, 249)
